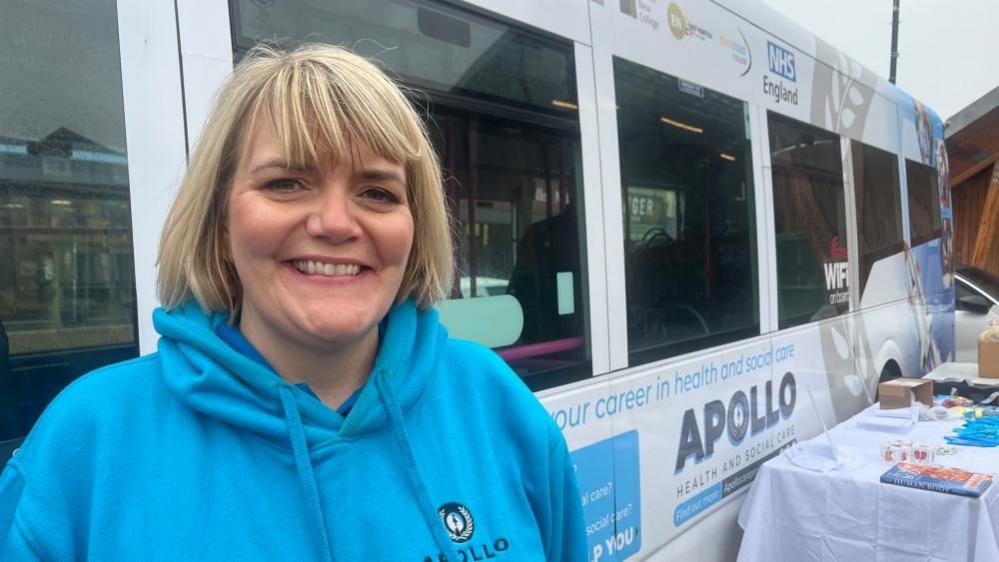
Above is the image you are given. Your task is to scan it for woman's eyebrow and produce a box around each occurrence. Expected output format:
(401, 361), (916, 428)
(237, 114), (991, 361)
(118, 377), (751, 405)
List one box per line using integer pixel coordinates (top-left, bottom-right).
(357, 169), (405, 183)
(249, 159), (315, 176)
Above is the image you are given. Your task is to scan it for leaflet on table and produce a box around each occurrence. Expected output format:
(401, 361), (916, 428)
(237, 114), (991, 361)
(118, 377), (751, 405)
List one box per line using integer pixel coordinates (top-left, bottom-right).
(880, 462), (993, 497)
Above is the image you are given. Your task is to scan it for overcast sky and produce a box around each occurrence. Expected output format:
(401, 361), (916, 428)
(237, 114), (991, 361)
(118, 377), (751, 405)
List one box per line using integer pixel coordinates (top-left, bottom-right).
(757, 0), (999, 122)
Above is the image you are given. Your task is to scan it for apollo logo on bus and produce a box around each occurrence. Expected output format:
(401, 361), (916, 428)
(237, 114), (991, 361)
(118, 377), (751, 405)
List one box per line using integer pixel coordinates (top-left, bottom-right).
(767, 41), (796, 81)
(675, 371), (796, 473)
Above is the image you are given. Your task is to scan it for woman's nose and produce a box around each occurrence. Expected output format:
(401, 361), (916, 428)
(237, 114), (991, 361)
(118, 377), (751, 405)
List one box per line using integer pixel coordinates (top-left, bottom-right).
(304, 188), (362, 243)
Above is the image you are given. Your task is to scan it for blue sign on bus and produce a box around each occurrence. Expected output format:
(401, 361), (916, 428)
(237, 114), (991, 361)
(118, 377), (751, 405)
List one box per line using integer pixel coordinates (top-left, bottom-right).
(572, 431), (642, 562)
(767, 41), (796, 82)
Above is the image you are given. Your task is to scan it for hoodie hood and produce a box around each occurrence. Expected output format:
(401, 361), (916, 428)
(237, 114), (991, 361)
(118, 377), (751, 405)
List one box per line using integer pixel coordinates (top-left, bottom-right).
(155, 299), (460, 561)
(155, 299), (447, 445)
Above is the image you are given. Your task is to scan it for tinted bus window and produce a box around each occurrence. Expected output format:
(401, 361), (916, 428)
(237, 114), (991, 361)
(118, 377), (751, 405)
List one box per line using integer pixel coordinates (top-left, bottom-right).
(231, 0), (590, 389)
(614, 57), (758, 365)
(232, 0), (578, 120)
(432, 111), (588, 388)
(851, 141), (903, 295)
(768, 112), (847, 329)
(0, 0), (137, 450)
(906, 159), (942, 247)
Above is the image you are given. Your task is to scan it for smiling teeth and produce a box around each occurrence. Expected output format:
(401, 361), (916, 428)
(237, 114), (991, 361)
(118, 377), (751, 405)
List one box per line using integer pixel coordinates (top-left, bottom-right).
(293, 260), (361, 277)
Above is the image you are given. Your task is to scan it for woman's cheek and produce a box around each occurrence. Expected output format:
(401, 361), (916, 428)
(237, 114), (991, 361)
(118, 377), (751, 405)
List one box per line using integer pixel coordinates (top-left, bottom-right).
(379, 213), (415, 266)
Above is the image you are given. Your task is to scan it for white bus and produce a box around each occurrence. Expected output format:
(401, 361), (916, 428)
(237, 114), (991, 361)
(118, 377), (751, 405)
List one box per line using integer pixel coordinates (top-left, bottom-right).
(1, 0), (954, 559)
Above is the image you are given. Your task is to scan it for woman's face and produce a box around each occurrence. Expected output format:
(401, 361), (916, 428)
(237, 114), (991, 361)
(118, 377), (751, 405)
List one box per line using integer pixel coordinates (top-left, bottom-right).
(227, 120), (414, 351)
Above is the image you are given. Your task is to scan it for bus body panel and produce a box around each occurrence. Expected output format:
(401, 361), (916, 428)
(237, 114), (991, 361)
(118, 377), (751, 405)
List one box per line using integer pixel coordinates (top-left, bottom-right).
(550, 0), (954, 559)
(543, 311), (888, 560)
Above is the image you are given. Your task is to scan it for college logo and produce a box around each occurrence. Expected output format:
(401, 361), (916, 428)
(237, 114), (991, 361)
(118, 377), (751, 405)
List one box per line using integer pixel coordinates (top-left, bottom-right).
(720, 30), (753, 76)
(438, 503), (474, 543)
(667, 3), (686, 39)
(667, 2), (711, 40)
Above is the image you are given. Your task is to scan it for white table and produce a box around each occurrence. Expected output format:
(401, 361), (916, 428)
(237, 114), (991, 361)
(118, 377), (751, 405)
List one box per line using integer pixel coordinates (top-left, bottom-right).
(737, 405), (999, 562)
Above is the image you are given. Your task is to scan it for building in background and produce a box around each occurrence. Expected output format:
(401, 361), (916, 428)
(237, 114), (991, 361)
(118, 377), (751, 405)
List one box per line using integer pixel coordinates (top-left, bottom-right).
(946, 86), (999, 276)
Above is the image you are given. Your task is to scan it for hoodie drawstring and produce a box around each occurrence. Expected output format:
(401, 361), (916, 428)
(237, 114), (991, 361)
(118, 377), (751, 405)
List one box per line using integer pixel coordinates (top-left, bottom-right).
(279, 386), (334, 561)
(375, 372), (462, 562)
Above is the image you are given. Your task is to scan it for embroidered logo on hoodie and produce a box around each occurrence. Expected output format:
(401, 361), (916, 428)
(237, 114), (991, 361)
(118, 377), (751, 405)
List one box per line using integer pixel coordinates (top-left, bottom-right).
(439, 503), (474, 543)
(425, 502), (513, 562)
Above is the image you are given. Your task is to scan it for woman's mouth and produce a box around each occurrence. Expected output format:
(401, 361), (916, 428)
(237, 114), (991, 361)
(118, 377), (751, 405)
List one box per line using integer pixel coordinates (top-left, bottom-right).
(291, 260), (363, 278)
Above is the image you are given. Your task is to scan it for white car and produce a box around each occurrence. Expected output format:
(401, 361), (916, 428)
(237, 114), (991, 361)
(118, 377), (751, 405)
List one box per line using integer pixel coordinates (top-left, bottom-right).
(954, 265), (999, 362)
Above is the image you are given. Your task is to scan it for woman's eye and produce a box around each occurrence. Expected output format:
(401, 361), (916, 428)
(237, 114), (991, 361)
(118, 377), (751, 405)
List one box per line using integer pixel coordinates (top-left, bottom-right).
(264, 178), (303, 193)
(362, 188), (400, 204)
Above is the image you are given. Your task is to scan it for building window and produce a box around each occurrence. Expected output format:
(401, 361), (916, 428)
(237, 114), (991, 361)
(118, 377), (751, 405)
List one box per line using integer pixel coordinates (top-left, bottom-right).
(769, 112), (847, 329)
(614, 57), (758, 365)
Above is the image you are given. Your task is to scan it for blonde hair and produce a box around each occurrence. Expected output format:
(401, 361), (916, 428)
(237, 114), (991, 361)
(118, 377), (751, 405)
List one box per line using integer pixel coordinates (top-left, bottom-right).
(158, 44), (454, 315)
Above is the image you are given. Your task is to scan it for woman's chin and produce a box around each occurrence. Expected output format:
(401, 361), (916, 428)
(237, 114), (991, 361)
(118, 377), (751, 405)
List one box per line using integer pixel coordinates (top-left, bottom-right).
(298, 314), (377, 346)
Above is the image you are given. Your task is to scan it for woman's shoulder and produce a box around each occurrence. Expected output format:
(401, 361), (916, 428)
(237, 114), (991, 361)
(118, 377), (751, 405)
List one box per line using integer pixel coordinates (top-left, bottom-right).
(48, 354), (163, 411)
(16, 354), (165, 455)
(3, 354), (168, 545)
(440, 338), (525, 392)
(437, 338), (561, 438)
(441, 337), (507, 368)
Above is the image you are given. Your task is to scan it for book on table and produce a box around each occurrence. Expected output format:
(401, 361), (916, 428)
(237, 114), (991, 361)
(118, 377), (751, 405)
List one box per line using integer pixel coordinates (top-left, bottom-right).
(880, 462), (993, 497)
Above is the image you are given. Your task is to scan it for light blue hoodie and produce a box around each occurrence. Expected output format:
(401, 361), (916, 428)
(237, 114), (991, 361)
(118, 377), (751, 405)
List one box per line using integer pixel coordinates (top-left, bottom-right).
(0, 301), (586, 561)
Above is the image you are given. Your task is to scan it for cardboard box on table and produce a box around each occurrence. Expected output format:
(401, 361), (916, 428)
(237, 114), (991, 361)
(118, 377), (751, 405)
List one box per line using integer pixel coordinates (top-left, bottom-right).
(980, 330), (999, 378)
(879, 378), (933, 410)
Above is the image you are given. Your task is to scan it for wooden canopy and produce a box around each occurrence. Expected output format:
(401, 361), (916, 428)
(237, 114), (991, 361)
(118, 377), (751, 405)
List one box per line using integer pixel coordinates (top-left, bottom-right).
(945, 86), (999, 274)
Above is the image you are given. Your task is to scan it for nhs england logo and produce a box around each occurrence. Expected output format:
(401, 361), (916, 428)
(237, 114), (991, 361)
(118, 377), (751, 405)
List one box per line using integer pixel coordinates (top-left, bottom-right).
(767, 41), (796, 82)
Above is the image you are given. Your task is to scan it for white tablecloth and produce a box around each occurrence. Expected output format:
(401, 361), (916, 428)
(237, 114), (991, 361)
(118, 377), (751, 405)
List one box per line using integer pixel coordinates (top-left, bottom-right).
(737, 405), (999, 562)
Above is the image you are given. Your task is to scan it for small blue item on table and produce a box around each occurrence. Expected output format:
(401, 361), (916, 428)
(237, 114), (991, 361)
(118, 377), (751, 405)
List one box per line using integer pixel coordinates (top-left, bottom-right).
(946, 413), (999, 447)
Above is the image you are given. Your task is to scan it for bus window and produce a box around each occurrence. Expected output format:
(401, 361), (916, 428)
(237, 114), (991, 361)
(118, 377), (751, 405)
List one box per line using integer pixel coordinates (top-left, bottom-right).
(613, 57), (759, 365)
(232, 0), (590, 389)
(768, 112), (848, 329)
(232, 0), (578, 120)
(851, 140), (904, 296)
(0, 0), (137, 452)
(906, 159), (942, 247)
(432, 111), (588, 388)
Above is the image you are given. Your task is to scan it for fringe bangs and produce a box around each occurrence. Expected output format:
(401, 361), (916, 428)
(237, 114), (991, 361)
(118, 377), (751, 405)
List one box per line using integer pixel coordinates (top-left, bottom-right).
(253, 56), (423, 173)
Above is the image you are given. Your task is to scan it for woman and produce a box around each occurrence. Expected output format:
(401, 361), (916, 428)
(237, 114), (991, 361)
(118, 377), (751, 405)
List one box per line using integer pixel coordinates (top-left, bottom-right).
(0, 45), (586, 561)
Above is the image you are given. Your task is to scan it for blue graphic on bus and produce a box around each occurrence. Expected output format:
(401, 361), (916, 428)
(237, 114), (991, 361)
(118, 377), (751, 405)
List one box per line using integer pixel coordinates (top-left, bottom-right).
(571, 430), (642, 562)
(673, 482), (723, 526)
(767, 41), (796, 81)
